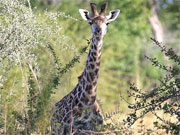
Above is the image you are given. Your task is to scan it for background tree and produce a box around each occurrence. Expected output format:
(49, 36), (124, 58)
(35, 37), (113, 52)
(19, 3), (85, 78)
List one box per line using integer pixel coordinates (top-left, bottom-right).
(0, 0), (87, 134)
(124, 38), (180, 134)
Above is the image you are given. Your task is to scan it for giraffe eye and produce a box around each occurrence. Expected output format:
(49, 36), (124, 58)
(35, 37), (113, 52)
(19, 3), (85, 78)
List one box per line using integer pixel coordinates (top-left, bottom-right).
(89, 22), (93, 25)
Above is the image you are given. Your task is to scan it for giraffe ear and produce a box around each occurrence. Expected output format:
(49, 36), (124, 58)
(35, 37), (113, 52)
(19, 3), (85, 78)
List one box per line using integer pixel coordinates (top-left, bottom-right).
(79, 9), (92, 21)
(106, 9), (120, 23)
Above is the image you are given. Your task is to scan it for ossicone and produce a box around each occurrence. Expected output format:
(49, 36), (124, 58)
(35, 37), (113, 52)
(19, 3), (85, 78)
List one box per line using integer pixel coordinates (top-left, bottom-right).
(100, 2), (108, 16)
(90, 3), (98, 16)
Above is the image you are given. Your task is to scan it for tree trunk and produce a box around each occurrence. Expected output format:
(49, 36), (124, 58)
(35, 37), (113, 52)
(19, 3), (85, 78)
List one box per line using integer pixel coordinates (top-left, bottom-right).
(148, 0), (164, 43)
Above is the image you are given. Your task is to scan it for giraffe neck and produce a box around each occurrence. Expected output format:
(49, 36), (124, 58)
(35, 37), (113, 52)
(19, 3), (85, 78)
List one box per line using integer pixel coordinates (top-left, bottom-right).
(79, 35), (103, 96)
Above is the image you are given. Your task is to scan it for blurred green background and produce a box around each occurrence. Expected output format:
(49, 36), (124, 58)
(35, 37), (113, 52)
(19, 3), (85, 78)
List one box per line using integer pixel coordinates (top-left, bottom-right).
(30, 0), (180, 111)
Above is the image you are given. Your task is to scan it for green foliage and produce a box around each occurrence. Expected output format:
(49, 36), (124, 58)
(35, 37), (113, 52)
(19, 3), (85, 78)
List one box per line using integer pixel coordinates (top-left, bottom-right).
(159, 0), (180, 30)
(124, 38), (180, 134)
(0, 0), (179, 134)
(0, 0), (87, 134)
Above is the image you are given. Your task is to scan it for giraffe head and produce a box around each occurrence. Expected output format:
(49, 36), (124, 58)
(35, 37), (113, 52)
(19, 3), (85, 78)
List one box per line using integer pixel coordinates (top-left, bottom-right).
(79, 3), (120, 39)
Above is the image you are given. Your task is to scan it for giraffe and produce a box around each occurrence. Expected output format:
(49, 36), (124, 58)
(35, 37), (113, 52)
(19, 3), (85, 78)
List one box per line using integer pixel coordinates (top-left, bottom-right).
(50, 3), (120, 135)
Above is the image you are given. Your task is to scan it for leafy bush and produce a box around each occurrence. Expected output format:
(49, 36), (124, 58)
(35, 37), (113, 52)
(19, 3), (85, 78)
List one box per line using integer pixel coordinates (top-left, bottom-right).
(0, 0), (87, 134)
(124, 38), (180, 134)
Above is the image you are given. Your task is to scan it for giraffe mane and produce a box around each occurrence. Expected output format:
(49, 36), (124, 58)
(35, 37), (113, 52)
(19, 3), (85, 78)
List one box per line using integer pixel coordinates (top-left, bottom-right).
(78, 73), (83, 82)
